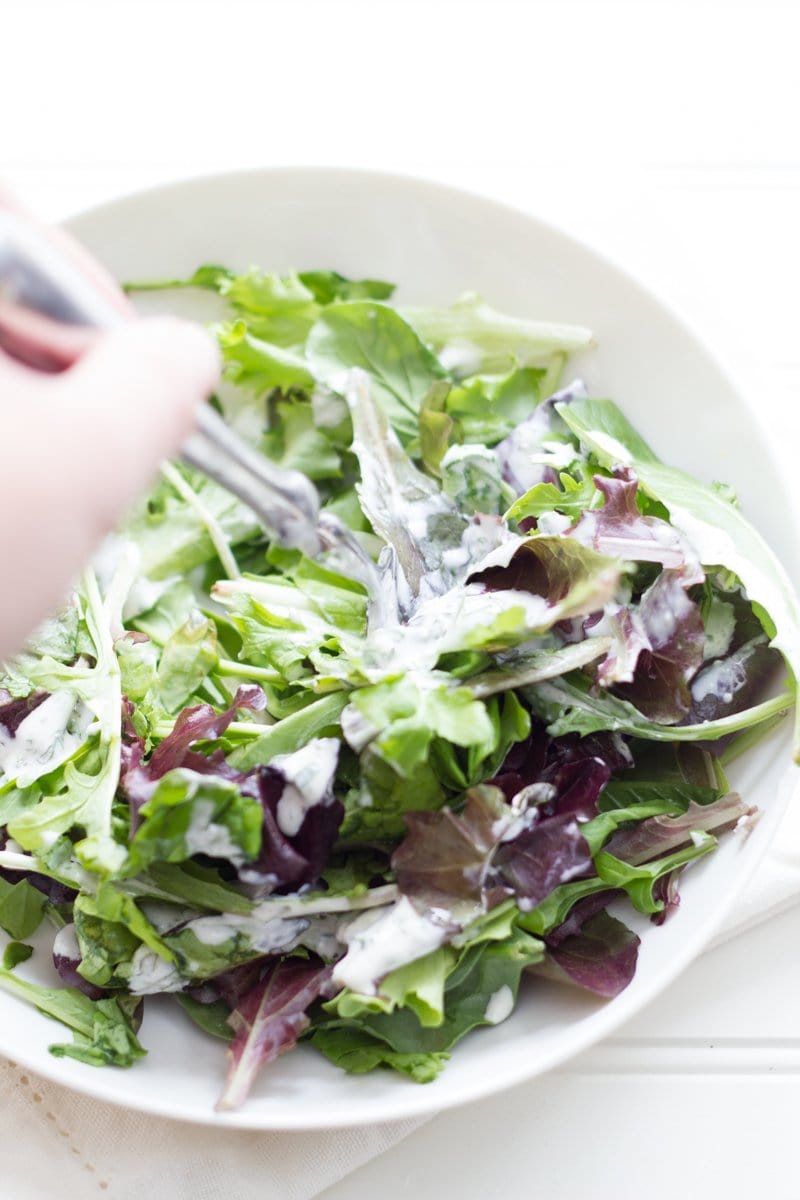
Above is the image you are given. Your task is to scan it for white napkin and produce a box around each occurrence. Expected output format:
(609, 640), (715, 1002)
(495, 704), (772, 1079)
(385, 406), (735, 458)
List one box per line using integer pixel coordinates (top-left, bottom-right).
(4, 793), (800, 1200)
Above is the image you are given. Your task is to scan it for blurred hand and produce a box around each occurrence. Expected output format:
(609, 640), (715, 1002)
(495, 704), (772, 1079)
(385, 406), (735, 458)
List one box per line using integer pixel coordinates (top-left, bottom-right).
(0, 317), (220, 659)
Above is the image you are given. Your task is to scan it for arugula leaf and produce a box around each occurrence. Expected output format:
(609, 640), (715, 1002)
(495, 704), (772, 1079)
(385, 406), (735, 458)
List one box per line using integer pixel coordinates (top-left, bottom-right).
(298, 271), (395, 304)
(0, 877), (47, 939)
(0, 967), (145, 1067)
(311, 1026), (448, 1083)
(525, 672), (792, 742)
(506, 471), (601, 523)
(3, 942), (33, 970)
(595, 832), (717, 914)
(468, 639), (613, 699)
(176, 994), (234, 1041)
(135, 862), (254, 915)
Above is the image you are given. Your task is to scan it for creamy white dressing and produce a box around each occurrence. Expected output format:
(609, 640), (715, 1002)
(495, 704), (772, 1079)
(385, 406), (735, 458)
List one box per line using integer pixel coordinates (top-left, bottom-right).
(340, 704), (379, 753)
(127, 947), (184, 995)
(691, 657), (742, 706)
(184, 798), (246, 865)
(363, 584), (552, 676)
(139, 901), (197, 934)
(53, 923), (81, 962)
(251, 883), (399, 922)
(468, 535), (526, 575)
(536, 510), (572, 537)
(332, 896), (448, 996)
(441, 443), (497, 468)
(0, 691), (91, 788)
(441, 545), (471, 573)
(298, 915), (346, 960)
(437, 340), (485, 377)
(539, 439), (577, 470)
(484, 984), (514, 1025)
(271, 738), (340, 836)
(585, 430), (633, 465)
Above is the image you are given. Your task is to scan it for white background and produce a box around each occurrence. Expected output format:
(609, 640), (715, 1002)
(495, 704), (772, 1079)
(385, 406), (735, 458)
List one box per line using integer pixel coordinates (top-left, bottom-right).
(5, 0), (800, 1195)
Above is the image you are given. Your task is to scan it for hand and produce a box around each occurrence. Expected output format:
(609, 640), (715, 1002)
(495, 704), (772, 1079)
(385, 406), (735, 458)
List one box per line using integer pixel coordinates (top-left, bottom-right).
(0, 317), (220, 659)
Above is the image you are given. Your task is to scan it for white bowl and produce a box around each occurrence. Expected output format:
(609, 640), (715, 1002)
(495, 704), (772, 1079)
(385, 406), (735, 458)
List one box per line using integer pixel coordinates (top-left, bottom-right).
(5, 168), (797, 1129)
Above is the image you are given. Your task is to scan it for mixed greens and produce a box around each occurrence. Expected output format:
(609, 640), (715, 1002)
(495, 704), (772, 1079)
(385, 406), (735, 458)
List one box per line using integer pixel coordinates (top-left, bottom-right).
(0, 265), (797, 1110)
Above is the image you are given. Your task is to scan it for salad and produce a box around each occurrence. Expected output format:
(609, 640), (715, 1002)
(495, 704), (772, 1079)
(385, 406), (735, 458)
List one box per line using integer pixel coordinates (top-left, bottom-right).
(0, 265), (797, 1111)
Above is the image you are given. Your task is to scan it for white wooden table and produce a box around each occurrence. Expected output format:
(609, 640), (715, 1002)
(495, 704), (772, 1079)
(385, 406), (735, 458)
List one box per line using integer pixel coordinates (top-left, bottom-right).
(4, 1), (800, 1193)
(317, 904), (800, 1199)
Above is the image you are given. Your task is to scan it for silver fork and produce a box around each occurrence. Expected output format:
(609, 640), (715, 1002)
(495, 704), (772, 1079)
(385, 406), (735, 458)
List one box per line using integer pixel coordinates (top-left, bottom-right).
(0, 210), (368, 573)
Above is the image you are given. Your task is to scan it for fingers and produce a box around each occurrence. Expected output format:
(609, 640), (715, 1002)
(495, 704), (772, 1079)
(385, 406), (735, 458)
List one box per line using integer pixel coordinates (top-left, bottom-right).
(0, 301), (101, 371)
(0, 186), (132, 318)
(0, 317), (220, 659)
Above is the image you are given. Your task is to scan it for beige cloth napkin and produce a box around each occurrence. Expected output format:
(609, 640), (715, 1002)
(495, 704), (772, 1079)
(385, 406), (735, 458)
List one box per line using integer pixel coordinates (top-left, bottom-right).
(3, 790), (799, 1200)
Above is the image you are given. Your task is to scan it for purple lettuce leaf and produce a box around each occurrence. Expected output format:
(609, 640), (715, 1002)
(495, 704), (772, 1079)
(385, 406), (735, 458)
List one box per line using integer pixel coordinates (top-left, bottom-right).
(392, 785), (593, 914)
(391, 788), (510, 906)
(486, 727), (549, 801)
(216, 958), (334, 1110)
(470, 536), (619, 621)
(187, 958), (267, 1009)
(238, 739), (343, 893)
(590, 605), (650, 687)
(545, 888), (621, 945)
(0, 689), (48, 735)
(148, 684), (266, 777)
(122, 685), (266, 821)
(493, 814), (593, 911)
(531, 909), (640, 998)
(238, 768), (310, 888)
(650, 868), (682, 925)
(487, 721), (623, 820)
(570, 468), (701, 580)
(605, 793), (753, 866)
(614, 569), (705, 724)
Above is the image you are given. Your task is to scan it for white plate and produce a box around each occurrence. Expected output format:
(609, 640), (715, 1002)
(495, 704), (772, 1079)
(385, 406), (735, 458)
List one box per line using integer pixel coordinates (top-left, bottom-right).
(4, 168), (797, 1128)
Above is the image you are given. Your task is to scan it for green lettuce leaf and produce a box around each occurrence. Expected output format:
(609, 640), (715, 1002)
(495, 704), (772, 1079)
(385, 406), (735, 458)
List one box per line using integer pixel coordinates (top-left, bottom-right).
(402, 293), (593, 374)
(308, 302), (445, 441)
(126, 769), (263, 875)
